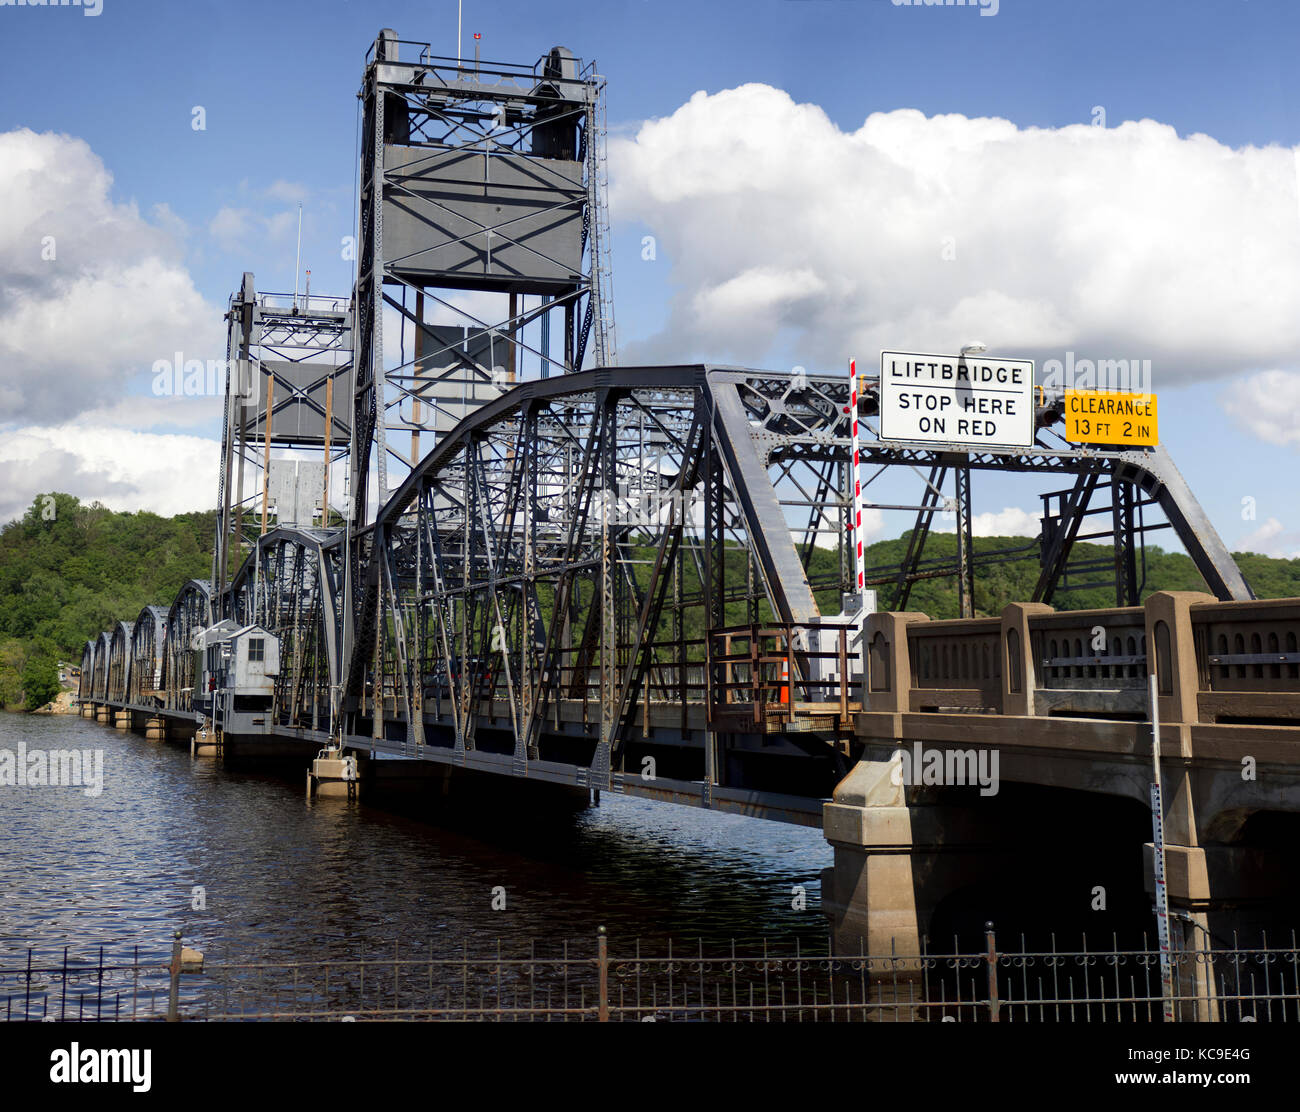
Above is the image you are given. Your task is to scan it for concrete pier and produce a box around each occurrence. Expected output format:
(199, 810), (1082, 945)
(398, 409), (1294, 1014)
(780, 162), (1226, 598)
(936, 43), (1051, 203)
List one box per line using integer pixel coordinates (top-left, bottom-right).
(821, 590), (1300, 983)
(191, 725), (222, 758)
(309, 749), (360, 799)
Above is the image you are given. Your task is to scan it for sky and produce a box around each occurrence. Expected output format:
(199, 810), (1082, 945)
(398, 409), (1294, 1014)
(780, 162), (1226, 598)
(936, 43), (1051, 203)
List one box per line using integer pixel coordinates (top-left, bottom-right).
(0, 0), (1298, 562)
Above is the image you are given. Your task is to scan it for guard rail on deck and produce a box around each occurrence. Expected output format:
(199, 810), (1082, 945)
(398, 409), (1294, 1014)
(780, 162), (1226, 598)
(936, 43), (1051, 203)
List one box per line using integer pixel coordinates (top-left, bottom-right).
(78, 594), (1300, 734)
(864, 592), (1300, 725)
(707, 621), (860, 733)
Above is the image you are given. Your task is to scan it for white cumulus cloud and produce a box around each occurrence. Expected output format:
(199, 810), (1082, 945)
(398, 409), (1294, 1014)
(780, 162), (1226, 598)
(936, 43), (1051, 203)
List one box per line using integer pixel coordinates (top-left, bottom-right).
(1221, 370), (1300, 447)
(0, 424), (218, 524)
(208, 204), (300, 251)
(610, 87), (1300, 381)
(934, 505), (1041, 538)
(1235, 517), (1300, 559)
(0, 128), (221, 425)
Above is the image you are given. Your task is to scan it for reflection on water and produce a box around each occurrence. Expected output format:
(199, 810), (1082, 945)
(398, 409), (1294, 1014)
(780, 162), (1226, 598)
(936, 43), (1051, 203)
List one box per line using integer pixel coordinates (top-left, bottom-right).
(0, 714), (830, 969)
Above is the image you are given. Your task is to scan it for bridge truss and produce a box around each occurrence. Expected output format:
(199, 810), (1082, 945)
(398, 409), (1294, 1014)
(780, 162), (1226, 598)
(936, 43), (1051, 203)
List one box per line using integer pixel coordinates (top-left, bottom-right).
(75, 25), (1257, 824)
(229, 528), (346, 732)
(332, 364), (1251, 812)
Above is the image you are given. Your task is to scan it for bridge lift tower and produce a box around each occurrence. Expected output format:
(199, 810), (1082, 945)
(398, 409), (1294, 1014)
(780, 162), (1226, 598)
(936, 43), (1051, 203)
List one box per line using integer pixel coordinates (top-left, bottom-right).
(347, 27), (616, 530)
(211, 273), (353, 612)
(340, 26), (617, 711)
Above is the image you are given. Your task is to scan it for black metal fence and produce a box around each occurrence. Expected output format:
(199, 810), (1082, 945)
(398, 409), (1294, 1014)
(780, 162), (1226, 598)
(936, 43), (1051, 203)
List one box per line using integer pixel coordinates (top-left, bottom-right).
(3, 927), (1298, 1022)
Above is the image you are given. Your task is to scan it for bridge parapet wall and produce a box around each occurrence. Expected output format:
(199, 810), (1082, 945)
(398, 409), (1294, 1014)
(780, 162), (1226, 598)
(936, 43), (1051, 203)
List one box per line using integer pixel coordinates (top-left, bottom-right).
(863, 593), (1300, 727)
(1190, 597), (1300, 723)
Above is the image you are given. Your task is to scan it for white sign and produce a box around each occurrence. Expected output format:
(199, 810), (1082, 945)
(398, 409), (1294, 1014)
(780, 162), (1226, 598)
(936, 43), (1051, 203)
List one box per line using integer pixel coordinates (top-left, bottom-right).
(878, 351), (1036, 449)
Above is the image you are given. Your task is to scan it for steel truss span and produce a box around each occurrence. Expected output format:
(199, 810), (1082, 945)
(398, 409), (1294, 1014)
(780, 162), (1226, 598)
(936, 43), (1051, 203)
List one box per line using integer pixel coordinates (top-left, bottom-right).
(337, 365), (1249, 808)
(228, 527), (346, 732)
(106, 620), (134, 704)
(77, 639), (96, 702)
(74, 362), (1251, 819)
(354, 367), (855, 804)
(165, 580), (212, 713)
(92, 630), (111, 703)
(129, 606), (168, 705)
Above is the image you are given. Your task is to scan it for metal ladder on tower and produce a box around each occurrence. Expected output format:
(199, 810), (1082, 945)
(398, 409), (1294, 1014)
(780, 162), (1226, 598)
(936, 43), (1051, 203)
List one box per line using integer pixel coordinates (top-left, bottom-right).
(588, 75), (618, 368)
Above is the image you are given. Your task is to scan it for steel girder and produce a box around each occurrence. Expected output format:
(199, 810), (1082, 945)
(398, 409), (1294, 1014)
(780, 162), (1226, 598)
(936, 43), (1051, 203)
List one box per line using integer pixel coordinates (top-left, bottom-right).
(845, 440), (1251, 604)
(77, 640), (95, 701)
(106, 621), (134, 704)
(726, 369), (1252, 609)
(129, 606), (168, 705)
(164, 580), (212, 712)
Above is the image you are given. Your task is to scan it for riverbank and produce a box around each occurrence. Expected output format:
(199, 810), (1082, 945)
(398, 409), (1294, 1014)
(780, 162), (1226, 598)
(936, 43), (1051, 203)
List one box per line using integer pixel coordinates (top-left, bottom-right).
(28, 690), (77, 716)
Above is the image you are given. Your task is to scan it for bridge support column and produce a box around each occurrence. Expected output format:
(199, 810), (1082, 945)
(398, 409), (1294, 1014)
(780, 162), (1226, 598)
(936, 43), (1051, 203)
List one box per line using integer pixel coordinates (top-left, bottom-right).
(308, 748), (361, 800)
(1143, 838), (1300, 1022)
(822, 756), (923, 959)
(144, 717), (167, 741)
(191, 726), (222, 758)
(114, 709), (131, 731)
(79, 703), (95, 719)
(95, 705), (112, 724)
(831, 613), (944, 965)
(822, 755), (1013, 962)
(1141, 591), (1227, 1020)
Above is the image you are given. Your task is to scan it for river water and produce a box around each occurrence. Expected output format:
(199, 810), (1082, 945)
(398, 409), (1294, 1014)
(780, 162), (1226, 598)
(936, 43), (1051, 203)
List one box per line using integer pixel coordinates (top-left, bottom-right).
(0, 713), (830, 980)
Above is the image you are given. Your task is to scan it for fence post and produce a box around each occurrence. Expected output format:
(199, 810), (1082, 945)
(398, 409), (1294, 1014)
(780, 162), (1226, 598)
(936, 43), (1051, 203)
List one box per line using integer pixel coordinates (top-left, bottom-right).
(597, 926), (609, 1022)
(985, 922), (1000, 1023)
(167, 930), (182, 1022)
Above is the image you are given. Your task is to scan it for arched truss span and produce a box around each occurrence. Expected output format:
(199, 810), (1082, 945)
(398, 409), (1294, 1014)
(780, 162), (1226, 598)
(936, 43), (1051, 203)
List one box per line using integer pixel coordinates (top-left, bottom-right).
(107, 621), (134, 703)
(77, 640), (96, 702)
(227, 526), (345, 731)
(164, 580), (212, 712)
(346, 366), (1250, 796)
(92, 631), (112, 703)
(129, 606), (168, 705)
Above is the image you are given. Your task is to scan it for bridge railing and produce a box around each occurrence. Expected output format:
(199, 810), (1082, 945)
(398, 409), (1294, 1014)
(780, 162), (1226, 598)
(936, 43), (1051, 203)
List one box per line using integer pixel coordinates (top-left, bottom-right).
(407, 640), (712, 729)
(707, 621), (858, 733)
(1190, 598), (1300, 723)
(368, 593), (1300, 732)
(907, 619), (1002, 713)
(1030, 607), (1147, 690)
(863, 592), (1300, 727)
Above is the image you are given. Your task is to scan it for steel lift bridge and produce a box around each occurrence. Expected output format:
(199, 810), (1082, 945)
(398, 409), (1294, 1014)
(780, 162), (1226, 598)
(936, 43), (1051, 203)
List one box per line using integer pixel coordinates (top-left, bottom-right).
(80, 28), (1253, 827)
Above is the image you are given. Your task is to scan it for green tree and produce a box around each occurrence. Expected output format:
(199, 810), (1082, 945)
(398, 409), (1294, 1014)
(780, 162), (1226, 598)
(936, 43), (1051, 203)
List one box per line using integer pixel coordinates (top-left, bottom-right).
(20, 655), (60, 709)
(0, 638), (25, 708)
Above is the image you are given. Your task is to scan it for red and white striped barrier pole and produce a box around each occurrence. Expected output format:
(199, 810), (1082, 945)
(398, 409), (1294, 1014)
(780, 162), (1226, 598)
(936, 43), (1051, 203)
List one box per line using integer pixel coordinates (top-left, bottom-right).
(846, 358), (865, 608)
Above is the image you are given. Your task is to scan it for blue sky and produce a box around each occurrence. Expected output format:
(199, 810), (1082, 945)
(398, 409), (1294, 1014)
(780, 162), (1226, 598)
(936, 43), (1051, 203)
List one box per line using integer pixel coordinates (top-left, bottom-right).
(0, 0), (1297, 563)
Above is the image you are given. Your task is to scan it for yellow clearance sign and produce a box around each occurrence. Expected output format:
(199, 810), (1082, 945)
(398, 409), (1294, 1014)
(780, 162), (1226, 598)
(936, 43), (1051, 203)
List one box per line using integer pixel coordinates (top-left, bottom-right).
(1064, 390), (1158, 446)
